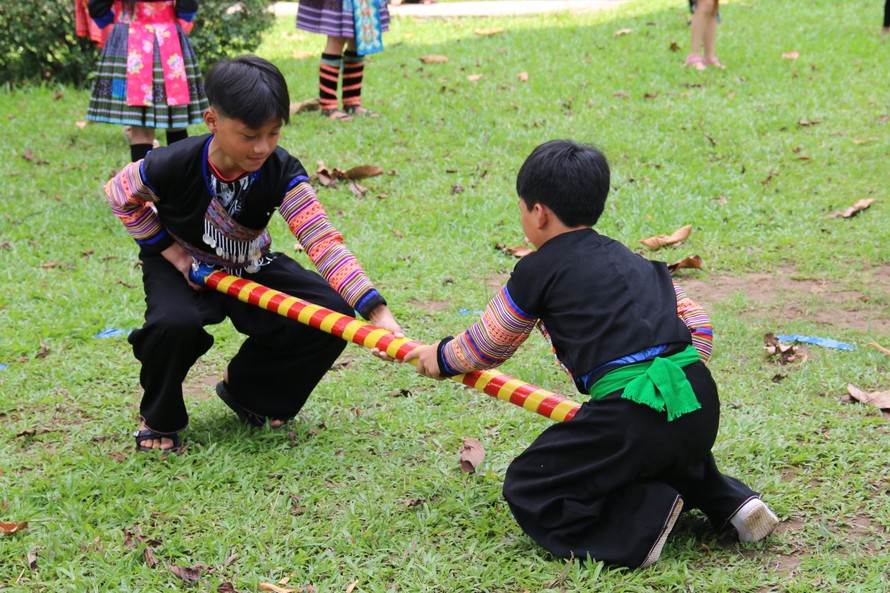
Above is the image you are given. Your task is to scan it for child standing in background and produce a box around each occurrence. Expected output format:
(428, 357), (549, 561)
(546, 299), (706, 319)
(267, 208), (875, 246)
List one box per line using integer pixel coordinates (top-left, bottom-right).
(87, 0), (207, 161)
(686, 0), (723, 69)
(402, 140), (779, 568)
(296, 0), (389, 120)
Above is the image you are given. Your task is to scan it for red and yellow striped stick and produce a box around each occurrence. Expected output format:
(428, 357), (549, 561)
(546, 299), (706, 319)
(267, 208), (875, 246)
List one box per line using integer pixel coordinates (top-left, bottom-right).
(190, 265), (581, 422)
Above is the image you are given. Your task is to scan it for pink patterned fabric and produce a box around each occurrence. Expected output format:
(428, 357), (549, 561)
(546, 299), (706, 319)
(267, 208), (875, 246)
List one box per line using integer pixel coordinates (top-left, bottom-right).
(123, 2), (189, 107)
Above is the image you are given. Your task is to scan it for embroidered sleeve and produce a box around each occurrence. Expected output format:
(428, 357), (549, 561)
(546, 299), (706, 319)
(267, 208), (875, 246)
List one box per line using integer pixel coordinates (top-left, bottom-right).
(104, 161), (170, 249)
(674, 280), (713, 363)
(279, 181), (380, 315)
(439, 286), (538, 375)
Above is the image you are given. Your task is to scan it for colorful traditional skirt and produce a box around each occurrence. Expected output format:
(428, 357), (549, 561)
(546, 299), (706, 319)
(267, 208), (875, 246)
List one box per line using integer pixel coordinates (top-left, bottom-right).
(87, 3), (207, 129)
(296, 0), (390, 39)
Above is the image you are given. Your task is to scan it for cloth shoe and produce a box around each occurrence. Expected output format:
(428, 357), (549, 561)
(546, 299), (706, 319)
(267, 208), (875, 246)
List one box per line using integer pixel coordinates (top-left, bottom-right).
(639, 495), (684, 568)
(730, 498), (779, 542)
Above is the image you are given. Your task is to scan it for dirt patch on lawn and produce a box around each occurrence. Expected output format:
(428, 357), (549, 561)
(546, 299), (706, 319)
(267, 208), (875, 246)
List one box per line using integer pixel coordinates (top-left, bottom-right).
(677, 264), (890, 337)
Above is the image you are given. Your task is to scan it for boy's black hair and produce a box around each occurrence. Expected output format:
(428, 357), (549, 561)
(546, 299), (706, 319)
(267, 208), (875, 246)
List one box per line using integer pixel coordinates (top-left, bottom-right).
(516, 139), (610, 227)
(204, 55), (290, 129)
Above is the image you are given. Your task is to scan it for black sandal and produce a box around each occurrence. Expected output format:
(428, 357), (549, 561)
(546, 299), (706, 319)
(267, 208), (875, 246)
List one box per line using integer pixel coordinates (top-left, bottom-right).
(321, 108), (353, 121)
(344, 105), (379, 118)
(134, 428), (181, 453)
(215, 381), (291, 428)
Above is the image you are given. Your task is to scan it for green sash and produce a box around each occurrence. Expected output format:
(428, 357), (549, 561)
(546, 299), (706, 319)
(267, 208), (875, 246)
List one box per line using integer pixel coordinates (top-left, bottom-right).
(588, 345), (702, 421)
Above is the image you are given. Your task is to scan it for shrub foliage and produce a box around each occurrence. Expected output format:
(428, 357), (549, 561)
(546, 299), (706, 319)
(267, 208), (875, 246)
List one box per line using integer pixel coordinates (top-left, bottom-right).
(0, 0), (275, 88)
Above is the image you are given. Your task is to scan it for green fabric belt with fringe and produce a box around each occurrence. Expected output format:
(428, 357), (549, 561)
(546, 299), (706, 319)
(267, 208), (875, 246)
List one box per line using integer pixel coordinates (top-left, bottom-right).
(588, 344), (702, 421)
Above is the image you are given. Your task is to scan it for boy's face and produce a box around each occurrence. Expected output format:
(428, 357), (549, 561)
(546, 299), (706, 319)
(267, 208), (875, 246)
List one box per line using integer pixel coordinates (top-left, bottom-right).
(204, 107), (282, 174)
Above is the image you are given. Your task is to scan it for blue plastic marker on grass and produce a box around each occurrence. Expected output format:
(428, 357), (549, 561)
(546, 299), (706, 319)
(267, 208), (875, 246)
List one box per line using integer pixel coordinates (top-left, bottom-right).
(94, 328), (133, 339)
(775, 334), (855, 351)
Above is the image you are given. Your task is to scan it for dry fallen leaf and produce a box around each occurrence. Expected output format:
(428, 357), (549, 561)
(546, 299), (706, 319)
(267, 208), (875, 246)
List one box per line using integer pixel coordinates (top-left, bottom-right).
(797, 119), (821, 127)
(517, 71), (529, 82)
(344, 165), (384, 180)
(825, 198), (876, 219)
(459, 438), (485, 473)
(763, 333), (808, 365)
(75, 120), (87, 129)
(615, 28), (633, 36)
(467, 74), (483, 81)
(345, 579), (359, 593)
(347, 180), (368, 198)
(1, 521), (28, 535)
(28, 548), (38, 570)
(845, 384), (890, 411)
(290, 98), (320, 114)
(474, 28), (503, 36)
(669, 40), (680, 52)
(420, 55), (449, 64)
(292, 50), (315, 60)
(613, 91), (631, 98)
(217, 583), (243, 593)
(667, 255), (703, 274)
(639, 224), (693, 249)
(143, 547), (158, 568)
(782, 51), (800, 60)
(168, 564), (203, 583)
(496, 243), (534, 258)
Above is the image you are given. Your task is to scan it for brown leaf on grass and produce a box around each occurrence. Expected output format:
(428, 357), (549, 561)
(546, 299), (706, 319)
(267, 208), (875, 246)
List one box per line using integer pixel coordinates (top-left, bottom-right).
(28, 548), (38, 570)
(35, 340), (51, 359)
(667, 255), (703, 273)
(22, 149), (35, 161)
(420, 55), (449, 64)
(781, 51), (800, 60)
(613, 91), (630, 98)
(75, 120), (87, 129)
(467, 73), (483, 81)
(290, 98), (320, 114)
(347, 180), (369, 198)
(825, 198), (876, 219)
(518, 71), (529, 82)
(344, 165), (384, 180)
(640, 224), (693, 249)
(314, 161), (345, 187)
(292, 50), (316, 60)
(669, 41), (680, 52)
(797, 119), (821, 127)
(217, 583), (243, 593)
(763, 333), (808, 365)
(459, 437), (485, 473)
(474, 28), (503, 36)
(143, 547), (158, 568)
(1, 521), (28, 535)
(495, 243), (534, 258)
(259, 583), (295, 593)
(345, 580), (359, 593)
(614, 28), (633, 36)
(845, 384), (890, 411)
(168, 564), (203, 583)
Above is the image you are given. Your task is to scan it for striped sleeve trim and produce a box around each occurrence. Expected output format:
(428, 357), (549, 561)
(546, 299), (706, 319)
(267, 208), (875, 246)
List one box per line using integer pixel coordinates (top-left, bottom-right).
(104, 161), (165, 244)
(280, 181), (377, 310)
(674, 280), (713, 363)
(441, 286), (538, 373)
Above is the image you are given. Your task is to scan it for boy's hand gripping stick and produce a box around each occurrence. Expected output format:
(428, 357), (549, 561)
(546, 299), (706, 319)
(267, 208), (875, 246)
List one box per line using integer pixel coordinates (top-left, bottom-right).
(189, 264), (581, 422)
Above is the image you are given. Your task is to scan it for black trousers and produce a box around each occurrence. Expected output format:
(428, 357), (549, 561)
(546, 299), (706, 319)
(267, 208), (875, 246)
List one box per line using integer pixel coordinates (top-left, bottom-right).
(502, 361), (757, 568)
(129, 253), (351, 433)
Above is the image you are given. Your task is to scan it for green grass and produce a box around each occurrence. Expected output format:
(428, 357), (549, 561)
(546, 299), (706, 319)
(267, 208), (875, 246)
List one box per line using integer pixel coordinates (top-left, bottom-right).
(1, 0), (889, 591)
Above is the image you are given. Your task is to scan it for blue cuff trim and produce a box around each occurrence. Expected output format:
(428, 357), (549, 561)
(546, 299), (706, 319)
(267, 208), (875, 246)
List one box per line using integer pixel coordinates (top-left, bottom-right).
(355, 290), (380, 314)
(502, 285), (535, 321)
(176, 10), (197, 22)
(285, 175), (311, 193)
(136, 228), (169, 245)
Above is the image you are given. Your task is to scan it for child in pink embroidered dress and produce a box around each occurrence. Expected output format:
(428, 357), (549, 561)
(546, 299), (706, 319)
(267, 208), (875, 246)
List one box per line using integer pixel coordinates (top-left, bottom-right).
(87, 0), (206, 161)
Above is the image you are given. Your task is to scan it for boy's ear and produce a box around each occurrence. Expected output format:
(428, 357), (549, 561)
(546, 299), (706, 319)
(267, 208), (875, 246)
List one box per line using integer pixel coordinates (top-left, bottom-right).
(533, 202), (550, 229)
(203, 107), (218, 132)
